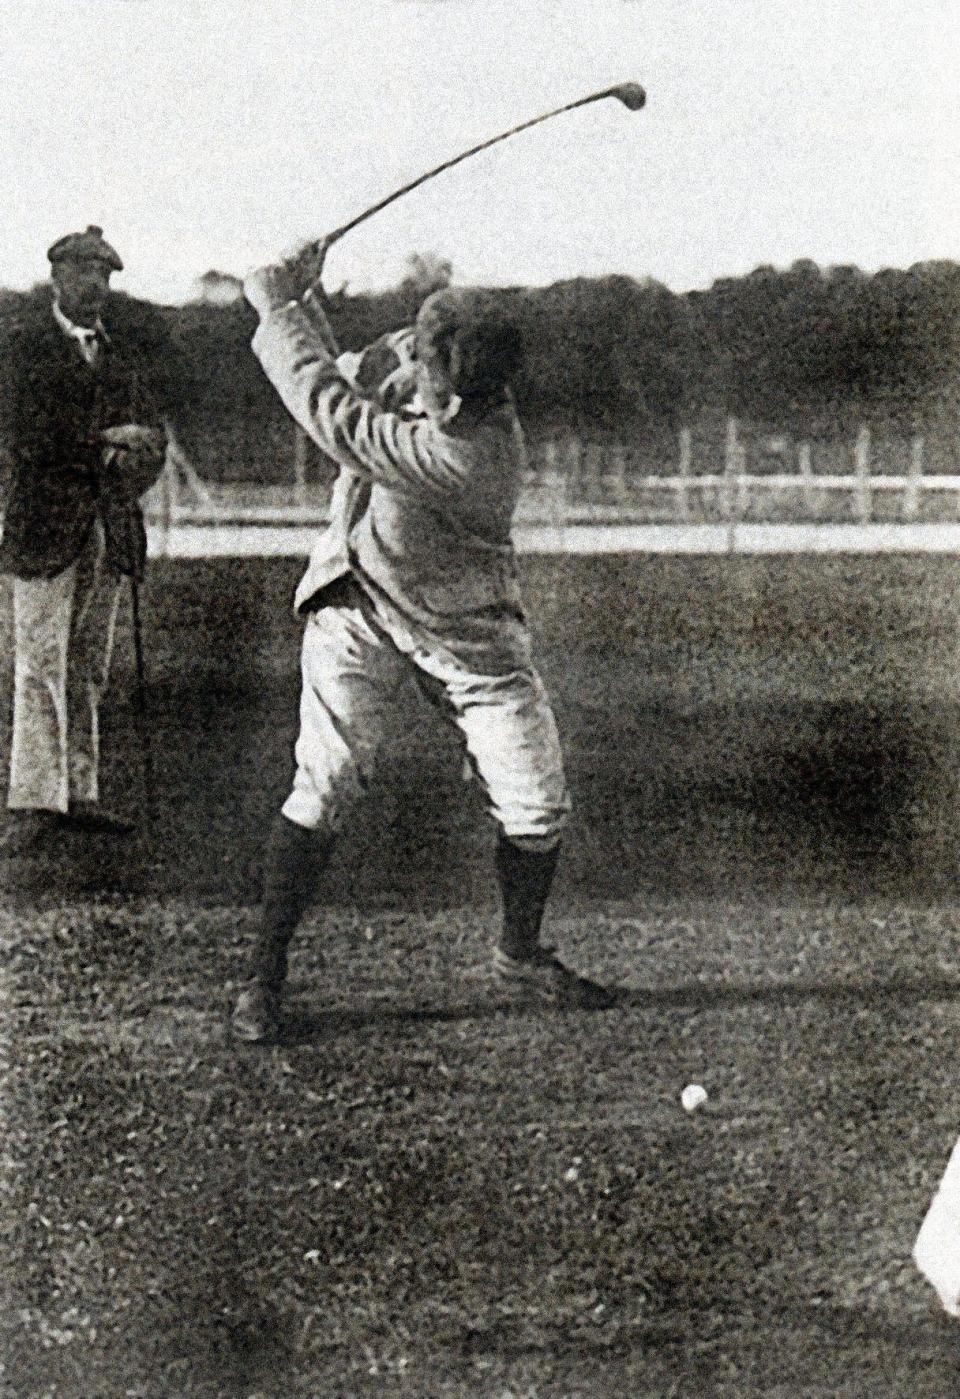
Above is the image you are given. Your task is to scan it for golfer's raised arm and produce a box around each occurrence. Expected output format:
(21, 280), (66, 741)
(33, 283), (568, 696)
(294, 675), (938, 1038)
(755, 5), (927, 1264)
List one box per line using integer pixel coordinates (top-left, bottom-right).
(245, 272), (467, 497)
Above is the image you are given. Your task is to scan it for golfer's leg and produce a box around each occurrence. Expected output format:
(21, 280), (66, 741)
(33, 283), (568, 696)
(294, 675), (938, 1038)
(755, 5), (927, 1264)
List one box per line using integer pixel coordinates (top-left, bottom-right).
(252, 814), (330, 997)
(446, 666), (614, 1006)
(9, 566), (76, 814)
(249, 602), (404, 995)
(442, 665), (571, 959)
(66, 528), (122, 806)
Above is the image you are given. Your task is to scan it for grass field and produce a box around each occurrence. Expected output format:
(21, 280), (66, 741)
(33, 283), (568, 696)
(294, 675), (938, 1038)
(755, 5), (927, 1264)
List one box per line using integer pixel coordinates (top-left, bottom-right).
(4, 554), (960, 1395)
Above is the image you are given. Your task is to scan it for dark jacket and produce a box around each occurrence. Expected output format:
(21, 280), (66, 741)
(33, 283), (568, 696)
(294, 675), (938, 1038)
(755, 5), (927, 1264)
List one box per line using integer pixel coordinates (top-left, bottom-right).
(0, 292), (169, 580)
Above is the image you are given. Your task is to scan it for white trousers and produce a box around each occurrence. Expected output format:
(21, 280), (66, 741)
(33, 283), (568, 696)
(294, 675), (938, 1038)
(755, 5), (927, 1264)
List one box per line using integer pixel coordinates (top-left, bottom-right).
(282, 596), (571, 846)
(8, 524), (123, 813)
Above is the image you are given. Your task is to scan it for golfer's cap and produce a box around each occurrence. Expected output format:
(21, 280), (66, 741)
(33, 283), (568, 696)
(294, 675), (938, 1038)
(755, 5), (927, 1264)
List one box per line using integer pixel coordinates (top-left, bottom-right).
(415, 287), (496, 347)
(415, 288), (521, 397)
(47, 225), (123, 272)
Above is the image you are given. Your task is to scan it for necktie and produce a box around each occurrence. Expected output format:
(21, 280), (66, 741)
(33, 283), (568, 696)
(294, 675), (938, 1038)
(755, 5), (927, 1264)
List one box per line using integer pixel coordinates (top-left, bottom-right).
(77, 328), (104, 367)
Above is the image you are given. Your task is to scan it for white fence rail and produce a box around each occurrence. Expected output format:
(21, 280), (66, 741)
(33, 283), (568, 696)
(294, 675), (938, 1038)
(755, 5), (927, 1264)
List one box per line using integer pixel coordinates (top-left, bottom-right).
(144, 422), (960, 557)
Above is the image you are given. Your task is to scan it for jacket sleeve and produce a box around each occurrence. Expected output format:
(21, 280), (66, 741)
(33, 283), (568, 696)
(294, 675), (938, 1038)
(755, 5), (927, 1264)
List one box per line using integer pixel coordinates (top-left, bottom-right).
(252, 301), (469, 498)
(7, 322), (67, 469)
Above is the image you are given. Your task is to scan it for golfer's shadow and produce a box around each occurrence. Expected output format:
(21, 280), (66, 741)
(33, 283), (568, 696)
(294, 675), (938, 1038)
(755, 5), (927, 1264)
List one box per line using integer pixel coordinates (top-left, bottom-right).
(619, 971), (960, 1014)
(279, 995), (544, 1044)
(275, 969), (960, 1043)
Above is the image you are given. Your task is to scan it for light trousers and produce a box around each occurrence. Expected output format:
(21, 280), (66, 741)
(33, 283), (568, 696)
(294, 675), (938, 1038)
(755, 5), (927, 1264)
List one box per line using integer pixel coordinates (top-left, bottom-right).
(8, 524), (123, 813)
(282, 593), (571, 845)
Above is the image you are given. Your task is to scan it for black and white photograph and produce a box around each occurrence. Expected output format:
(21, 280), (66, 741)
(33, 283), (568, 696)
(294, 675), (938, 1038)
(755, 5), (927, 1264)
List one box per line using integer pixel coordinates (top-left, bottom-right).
(1, 1), (960, 1393)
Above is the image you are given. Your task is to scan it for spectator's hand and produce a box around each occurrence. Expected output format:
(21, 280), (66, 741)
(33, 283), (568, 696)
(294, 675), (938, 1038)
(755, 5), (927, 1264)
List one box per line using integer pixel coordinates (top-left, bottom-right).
(101, 424), (165, 454)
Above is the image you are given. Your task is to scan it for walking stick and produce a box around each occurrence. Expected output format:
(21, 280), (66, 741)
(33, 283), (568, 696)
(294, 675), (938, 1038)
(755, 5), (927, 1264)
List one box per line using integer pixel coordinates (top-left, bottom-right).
(129, 571), (148, 734)
(126, 502), (155, 831)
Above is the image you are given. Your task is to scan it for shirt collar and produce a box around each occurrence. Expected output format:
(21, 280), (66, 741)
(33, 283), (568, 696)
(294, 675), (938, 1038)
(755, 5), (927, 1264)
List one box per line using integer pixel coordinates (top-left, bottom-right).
(52, 296), (108, 346)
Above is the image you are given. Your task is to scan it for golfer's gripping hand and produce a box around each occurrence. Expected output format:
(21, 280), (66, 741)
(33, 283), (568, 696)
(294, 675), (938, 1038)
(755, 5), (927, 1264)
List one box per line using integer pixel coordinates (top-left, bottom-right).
(245, 237), (334, 318)
(245, 259), (339, 356)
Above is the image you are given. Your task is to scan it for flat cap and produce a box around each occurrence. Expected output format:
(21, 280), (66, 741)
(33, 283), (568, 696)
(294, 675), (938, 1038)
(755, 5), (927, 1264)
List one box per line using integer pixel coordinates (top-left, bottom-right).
(415, 287), (494, 343)
(416, 288), (522, 398)
(47, 225), (123, 271)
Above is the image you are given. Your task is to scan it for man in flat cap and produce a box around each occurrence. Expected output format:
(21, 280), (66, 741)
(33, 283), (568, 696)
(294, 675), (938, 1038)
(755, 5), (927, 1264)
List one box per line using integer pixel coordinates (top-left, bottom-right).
(0, 226), (169, 854)
(231, 243), (614, 1043)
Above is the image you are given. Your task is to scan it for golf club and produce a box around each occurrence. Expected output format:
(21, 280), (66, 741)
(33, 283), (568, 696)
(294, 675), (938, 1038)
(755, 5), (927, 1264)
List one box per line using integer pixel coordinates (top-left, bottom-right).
(311, 82), (646, 274)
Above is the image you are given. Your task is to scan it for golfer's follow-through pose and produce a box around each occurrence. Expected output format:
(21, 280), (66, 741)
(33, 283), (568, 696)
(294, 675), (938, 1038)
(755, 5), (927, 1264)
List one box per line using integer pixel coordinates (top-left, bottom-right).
(232, 246), (614, 1041)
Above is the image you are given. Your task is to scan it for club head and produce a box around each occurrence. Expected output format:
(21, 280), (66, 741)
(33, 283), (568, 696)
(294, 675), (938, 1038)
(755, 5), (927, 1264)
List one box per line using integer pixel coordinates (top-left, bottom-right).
(608, 82), (647, 111)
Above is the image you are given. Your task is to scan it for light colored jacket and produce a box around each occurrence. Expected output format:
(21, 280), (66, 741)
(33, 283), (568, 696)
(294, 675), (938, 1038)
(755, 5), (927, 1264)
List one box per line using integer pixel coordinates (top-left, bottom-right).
(252, 300), (532, 673)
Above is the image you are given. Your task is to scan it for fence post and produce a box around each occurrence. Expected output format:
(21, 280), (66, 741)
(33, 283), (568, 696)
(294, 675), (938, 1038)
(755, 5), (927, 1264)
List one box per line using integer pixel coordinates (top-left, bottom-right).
(585, 440), (604, 501)
(724, 416), (750, 521)
(607, 444), (627, 502)
(722, 416), (739, 521)
(161, 447), (177, 552)
(736, 437), (749, 516)
(853, 425), (872, 523)
(722, 416), (746, 549)
(146, 444), (176, 558)
(540, 438), (561, 521)
(294, 427), (311, 506)
(567, 433), (583, 501)
(676, 427), (691, 521)
(166, 431), (212, 506)
(904, 436), (923, 521)
(797, 441), (816, 513)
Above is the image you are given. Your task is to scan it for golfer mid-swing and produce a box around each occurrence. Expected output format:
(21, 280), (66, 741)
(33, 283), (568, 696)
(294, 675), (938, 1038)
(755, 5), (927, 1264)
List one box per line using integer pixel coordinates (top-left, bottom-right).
(233, 247), (614, 1042)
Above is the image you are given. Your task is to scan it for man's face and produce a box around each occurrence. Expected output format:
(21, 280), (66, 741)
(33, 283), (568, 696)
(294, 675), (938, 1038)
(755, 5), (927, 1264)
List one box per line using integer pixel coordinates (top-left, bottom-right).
(52, 259), (112, 326)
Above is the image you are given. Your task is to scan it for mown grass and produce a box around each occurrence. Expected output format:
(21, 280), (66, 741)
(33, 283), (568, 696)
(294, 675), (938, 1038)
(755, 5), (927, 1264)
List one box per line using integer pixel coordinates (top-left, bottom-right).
(3, 898), (960, 1395)
(4, 555), (960, 1393)
(5, 552), (960, 908)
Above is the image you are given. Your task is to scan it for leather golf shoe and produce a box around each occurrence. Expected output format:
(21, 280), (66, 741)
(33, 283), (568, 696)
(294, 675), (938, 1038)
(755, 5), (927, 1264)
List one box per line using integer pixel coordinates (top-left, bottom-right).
(492, 945), (617, 1010)
(231, 983), (281, 1043)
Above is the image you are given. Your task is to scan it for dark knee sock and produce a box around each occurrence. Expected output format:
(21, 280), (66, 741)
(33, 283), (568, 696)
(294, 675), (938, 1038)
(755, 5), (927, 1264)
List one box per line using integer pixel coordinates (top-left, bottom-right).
(250, 814), (333, 993)
(495, 835), (560, 961)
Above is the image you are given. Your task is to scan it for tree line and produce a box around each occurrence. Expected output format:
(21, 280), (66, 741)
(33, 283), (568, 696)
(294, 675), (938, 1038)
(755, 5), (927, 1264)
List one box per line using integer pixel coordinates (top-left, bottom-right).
(2, 256), (958, 482)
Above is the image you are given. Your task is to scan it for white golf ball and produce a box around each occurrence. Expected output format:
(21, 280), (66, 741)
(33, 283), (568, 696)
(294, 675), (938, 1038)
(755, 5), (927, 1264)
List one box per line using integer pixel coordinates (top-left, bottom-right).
(681, 1084), (708, 1113)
